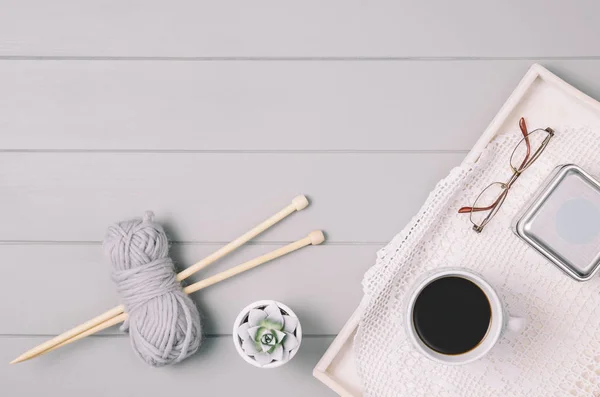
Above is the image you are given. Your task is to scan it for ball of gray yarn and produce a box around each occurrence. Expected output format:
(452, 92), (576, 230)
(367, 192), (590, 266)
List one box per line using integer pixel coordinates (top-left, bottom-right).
(104, 211), (202, 367)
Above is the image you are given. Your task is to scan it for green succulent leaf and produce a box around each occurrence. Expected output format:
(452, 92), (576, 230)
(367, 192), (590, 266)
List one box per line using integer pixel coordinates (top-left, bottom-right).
(248, 309), (267, 327)
(254, 327), (270, 351)
(253, 352), (273, 366)
(241, 340), (259, 356)
(261, 342), (272, 353)
(283, 332), (299, 351)
(260, 330), (277, 347)
(283, 315), (299, 333)
(247, 326), (261, 342)
(273, 329), (287, 344)
(259, 319), (284, 331)
(271, 345), (284, 361)
(264, 303), (285, 327)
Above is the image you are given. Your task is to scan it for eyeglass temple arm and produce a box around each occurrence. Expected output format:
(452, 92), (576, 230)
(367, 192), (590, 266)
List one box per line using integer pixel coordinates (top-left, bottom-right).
(518, 117), (532, 170)
(458, 193), (505, 213)
(458, 204), (496, 214)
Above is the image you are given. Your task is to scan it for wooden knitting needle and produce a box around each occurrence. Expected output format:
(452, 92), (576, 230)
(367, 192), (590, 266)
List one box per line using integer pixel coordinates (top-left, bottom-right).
(10, 195), (309, 364)
(26, 231), (325, 360)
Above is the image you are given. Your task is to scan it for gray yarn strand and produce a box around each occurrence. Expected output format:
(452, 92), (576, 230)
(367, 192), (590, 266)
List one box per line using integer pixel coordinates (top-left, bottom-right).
(104, 211), (202, 367)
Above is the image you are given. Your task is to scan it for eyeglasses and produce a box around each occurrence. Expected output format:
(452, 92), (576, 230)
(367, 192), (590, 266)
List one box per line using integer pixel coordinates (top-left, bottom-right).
(458, 118), (554, 233)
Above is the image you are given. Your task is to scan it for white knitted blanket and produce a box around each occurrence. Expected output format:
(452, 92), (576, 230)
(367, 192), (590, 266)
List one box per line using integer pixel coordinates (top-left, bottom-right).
(356, 125), (600, 397)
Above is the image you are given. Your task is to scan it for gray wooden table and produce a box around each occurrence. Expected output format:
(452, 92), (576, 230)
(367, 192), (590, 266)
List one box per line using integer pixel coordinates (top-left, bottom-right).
(2, 1), (600, 396)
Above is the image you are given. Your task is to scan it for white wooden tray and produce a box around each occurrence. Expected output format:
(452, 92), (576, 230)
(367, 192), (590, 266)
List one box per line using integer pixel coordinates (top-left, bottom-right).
(313, 64), (600, 397)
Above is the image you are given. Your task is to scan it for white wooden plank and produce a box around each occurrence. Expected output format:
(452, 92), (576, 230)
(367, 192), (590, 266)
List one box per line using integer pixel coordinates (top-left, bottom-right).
(0, 1), (599, 58)
(0, 152), (463, 242)
(0, 60), (496, 151)
(0, 244), (375, 335)
(0, 335), (337, 397)
(3, 61), (600, 151)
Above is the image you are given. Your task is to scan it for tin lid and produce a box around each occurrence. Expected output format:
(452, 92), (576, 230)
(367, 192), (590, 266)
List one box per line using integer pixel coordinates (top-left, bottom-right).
(514, 164), (600, 281)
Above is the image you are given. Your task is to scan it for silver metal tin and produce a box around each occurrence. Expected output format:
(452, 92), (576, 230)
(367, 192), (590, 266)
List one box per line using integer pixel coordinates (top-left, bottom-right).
(513, 164), (600, 281)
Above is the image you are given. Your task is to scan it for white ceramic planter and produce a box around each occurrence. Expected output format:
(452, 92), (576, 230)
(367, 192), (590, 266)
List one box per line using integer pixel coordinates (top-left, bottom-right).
(233, 300), (302, 369)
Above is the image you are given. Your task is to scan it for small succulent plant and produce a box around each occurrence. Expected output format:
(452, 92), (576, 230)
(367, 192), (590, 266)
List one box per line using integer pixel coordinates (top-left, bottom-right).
(236, 302), (300, 366)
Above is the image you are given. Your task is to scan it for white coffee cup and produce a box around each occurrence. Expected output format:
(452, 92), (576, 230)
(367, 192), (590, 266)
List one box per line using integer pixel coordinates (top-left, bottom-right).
(405, 268), (525, 365)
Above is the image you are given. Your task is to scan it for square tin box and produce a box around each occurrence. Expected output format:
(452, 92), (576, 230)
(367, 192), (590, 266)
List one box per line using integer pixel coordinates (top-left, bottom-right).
(513, 164), (600, 281)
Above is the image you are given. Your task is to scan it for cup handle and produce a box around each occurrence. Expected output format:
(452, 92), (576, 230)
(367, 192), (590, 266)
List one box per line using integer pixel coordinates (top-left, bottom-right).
(507, 316), (526, 333)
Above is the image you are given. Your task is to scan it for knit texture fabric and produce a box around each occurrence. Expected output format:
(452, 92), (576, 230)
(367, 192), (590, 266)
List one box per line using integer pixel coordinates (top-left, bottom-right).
(356, 125), (600, 396)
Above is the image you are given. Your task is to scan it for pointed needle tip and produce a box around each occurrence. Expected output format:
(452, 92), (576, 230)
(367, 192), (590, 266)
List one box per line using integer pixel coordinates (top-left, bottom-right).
(9, 356), (25, 365)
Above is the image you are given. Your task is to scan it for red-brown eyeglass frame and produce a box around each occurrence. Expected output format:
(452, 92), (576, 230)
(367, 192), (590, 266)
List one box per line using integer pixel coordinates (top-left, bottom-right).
(458, 118), (554, 232)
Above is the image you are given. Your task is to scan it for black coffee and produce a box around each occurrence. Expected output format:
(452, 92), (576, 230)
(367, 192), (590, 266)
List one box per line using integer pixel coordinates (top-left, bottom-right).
(412, 276), (491, 355)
